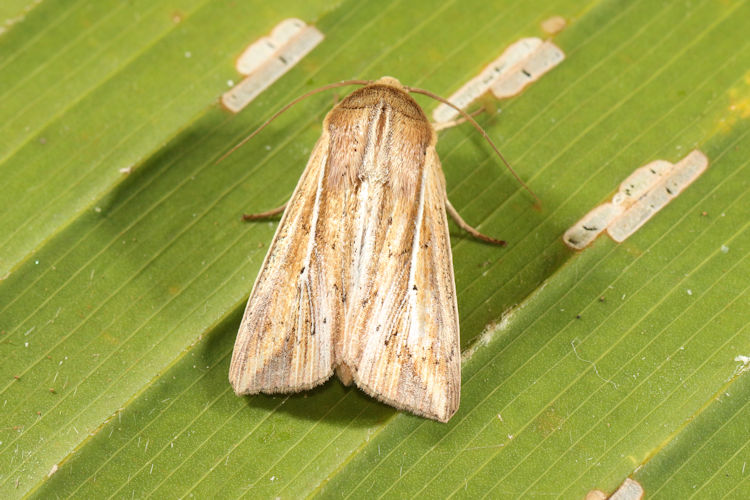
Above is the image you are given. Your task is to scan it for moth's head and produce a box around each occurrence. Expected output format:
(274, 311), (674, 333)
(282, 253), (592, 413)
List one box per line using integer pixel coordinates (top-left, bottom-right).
(335, 78), (429, 126)
(372, 76), (405, 90)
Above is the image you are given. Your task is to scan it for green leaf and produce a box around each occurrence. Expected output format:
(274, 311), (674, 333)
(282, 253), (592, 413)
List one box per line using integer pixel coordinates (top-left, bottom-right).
(2, 0), (748, 498)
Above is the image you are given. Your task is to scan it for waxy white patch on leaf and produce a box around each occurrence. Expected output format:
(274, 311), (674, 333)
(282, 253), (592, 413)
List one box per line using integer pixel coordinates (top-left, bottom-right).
(433, 38), (564, 123)
(222, 19), (323, 113)
(564, 150), (709, 249)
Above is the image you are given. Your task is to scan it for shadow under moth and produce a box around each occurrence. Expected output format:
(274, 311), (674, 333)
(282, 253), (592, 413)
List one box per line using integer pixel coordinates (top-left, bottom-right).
(229, 76), (530, 422)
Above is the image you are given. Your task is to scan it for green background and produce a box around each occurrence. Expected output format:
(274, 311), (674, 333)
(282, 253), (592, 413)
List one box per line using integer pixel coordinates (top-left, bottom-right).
(1, 0), (748, 497)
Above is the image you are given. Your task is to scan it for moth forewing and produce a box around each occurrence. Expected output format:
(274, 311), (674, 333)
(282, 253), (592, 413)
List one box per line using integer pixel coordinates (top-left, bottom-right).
(230, 76), (462, 422)
(340, 146), (461, 422)
(229, 134), (336, 394)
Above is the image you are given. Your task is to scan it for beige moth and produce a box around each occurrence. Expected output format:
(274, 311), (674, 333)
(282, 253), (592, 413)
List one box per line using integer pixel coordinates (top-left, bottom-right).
(229, 76), (514, 422)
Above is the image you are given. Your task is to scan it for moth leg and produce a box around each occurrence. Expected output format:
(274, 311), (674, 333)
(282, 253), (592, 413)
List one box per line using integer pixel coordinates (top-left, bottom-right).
(432, 107), (485, 132)
(242, 203), (287, 221)
(445, 199), (506, 246)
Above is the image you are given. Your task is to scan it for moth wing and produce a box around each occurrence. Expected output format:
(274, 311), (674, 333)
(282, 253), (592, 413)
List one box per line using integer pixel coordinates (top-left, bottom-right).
(230, 134), (340, 394)
(340, 148), (461, 422)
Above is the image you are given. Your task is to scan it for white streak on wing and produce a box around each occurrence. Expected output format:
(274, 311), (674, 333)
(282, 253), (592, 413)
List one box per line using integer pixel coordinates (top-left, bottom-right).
(345, 104), (386, 356)
(345, 179), (369, 360)
(400, 162), (431, 401)
(291, 152), (328, 384)
(405, 162), (429, 346)
(352, 181), (370, 285)
(310, 245), (325, 383)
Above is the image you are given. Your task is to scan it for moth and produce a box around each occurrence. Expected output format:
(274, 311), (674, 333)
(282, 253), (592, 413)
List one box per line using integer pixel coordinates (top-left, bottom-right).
(229, 76), (519, 422)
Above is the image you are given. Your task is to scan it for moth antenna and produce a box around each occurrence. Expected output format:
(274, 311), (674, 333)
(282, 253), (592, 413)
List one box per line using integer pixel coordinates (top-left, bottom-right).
(216, 79), (371, 165)
(406, 86), (541, 207)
